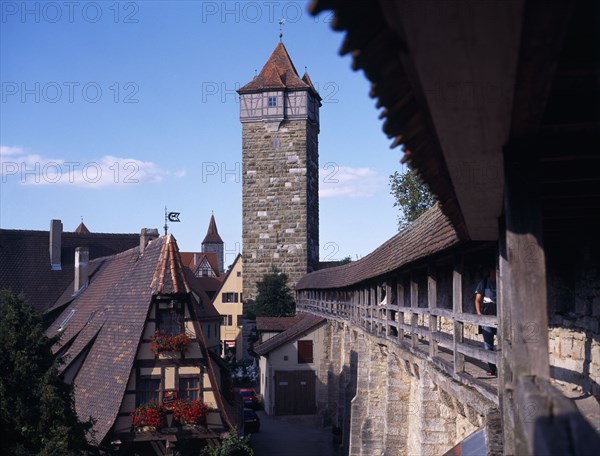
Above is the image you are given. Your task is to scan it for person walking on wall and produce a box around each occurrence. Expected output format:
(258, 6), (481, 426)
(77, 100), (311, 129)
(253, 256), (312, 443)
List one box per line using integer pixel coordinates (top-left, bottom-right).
(475, 268), (497, 376)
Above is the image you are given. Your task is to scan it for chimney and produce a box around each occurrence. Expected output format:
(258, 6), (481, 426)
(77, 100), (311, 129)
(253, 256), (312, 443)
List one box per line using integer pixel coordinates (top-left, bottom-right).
(74, 246), (89, 293)
(194, 252), (199, 266)
(140, 228), (159, 253)
(49, 219), (63, 270)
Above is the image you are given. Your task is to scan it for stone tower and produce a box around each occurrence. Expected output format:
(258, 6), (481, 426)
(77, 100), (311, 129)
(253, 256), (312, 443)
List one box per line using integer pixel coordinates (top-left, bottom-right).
(238, 42), (321, 301)
(201, 214), (224, 273)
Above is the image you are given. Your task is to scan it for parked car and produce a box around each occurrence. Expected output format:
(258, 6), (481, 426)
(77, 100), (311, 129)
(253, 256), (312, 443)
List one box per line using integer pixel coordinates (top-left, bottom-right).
(239, 388), (260, 409)
(243, 409), (260, 434)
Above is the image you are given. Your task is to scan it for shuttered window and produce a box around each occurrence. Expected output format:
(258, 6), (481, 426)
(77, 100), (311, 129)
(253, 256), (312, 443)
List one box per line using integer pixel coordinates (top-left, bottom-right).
(297, 340), (313, 364)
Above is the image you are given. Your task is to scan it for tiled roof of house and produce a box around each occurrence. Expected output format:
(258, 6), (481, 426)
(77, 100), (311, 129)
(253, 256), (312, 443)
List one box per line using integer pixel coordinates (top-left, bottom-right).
(202, 214), (224, 245)
(184, 269), (222, 320)
(48, 238), (164, 443)
(75, 222), (90, 234)
(180, 251), (221, 278)
(150, 234), (191, 294)
(47, 235), (230, 444)
(238, 42), (319, 99)
(254, 312), (326, 356)
(256, 315), (303, 332)
(296, 205), (461, 290)
(0, 228), (139, 312)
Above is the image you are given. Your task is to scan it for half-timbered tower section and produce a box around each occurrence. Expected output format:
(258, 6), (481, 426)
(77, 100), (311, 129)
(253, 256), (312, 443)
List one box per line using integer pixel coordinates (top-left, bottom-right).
(238, 42), (321, 300)
(48, 234), (233, 455)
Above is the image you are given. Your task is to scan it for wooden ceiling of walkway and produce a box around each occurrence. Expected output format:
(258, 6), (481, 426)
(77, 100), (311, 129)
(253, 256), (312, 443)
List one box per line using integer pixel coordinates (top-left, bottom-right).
(309, 0), (599, 240)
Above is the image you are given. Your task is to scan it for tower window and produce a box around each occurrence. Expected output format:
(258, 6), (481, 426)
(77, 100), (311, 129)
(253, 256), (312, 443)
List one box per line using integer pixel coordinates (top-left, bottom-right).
(268, 96), (277, 107)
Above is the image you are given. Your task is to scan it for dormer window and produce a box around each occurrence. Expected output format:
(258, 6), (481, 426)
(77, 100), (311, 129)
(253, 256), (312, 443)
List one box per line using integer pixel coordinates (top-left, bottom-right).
(268, 96), (277, 107)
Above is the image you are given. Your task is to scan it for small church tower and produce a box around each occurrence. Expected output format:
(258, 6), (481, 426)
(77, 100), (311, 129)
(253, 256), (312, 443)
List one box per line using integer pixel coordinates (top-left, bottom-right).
(201, 214), (224, 273)
(238, 42), (321, 300)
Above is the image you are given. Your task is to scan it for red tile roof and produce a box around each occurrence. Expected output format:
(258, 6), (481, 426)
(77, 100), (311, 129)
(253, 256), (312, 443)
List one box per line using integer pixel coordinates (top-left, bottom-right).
(0, 228), (139, 312)
(296, 205), (461, 290)
(150, 234), (190, 294)
(74, 222), (90, 234)
(238, 42), (319, 99)
(202, 214), (223, 245)
(180, 251), (221, 277)
(254, 312), (326, 356)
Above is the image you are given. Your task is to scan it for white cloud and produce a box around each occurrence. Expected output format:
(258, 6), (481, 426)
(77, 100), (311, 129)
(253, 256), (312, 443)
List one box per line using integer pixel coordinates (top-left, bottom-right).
(0, 145), (25, 156)
(0, 145), (186, 188)
(319, 165), (384, 198)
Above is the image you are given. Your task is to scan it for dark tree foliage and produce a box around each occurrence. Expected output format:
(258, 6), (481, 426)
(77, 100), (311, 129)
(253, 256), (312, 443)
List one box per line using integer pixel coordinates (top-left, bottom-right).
(0, 290), (96, 456)
(389, 169), (436, 230)
(251, 268), (295, 317)
(201, 430), (253, 456)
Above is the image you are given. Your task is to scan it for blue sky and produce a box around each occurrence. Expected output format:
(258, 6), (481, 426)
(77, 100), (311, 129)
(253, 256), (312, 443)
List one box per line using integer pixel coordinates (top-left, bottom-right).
(1, 1), (405, 265)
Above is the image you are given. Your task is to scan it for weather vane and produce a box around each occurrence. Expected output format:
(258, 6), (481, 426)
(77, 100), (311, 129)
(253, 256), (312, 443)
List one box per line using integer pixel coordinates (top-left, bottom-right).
(164, 206), (181, 235)
(278, 18), (285, 42)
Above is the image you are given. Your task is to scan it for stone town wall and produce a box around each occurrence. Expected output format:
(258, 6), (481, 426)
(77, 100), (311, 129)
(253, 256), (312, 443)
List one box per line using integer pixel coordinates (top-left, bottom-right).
(546, 238), (600, 398)
(320, 321), (502, 456)
(242, 119), (319, 300)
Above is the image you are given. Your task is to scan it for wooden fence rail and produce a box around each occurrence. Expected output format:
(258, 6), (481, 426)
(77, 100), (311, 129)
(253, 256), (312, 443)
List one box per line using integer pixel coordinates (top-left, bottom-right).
(296, 269), (499, 380)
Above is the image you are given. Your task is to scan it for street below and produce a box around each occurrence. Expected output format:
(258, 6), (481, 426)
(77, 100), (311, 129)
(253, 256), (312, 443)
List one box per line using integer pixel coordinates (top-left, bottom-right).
(248, 412), (341, 456)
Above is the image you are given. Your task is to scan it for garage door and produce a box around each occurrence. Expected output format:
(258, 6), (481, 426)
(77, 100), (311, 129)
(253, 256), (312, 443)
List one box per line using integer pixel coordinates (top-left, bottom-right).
(274, 370), (316, 415)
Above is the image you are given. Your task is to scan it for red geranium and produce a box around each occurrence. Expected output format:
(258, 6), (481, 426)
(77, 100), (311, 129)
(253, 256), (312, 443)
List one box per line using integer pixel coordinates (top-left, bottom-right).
(172, 399), (210, 426)
(130, 401), (165, 430)
(150, 330), (192, 355)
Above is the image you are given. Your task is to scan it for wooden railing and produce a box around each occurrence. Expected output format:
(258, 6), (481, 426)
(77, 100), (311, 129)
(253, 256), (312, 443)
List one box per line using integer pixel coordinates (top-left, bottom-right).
(296, 260), (499, 391)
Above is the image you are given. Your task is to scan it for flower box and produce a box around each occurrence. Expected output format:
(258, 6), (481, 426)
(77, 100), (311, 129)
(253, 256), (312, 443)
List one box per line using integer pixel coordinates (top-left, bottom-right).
(172, 399), (210, 427)
(130, 399), (210, 432)
(150, 331), (192, 356)
(130, 402), (165, 431)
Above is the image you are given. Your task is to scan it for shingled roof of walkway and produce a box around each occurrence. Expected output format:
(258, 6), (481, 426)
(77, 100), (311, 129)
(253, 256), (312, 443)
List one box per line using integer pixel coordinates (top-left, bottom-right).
(296, 204), (461, 290)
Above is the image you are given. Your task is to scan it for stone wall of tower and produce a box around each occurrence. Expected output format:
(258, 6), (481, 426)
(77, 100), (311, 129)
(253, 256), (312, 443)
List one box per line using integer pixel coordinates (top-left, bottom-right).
(242, 118), (319, 301)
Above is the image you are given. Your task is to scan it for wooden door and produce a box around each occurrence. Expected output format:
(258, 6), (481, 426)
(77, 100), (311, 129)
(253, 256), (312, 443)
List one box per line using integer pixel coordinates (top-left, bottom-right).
(274, 370), (316, 415)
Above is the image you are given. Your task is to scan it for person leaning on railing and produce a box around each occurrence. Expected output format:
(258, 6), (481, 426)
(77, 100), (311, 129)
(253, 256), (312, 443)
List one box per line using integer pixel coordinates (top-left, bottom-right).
(475, 268), (497, 377)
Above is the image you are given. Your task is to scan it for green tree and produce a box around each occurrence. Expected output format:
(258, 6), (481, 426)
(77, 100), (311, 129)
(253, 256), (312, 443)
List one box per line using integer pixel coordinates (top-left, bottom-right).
(251, 268), (295, 317)
(201, 431), (253, 456)
(0, 290), (96, 456)
(389, 169), (436, 230)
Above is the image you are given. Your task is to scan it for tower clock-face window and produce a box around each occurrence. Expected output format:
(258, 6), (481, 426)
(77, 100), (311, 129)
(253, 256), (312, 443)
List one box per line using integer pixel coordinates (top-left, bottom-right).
(268, 96), (277, 107)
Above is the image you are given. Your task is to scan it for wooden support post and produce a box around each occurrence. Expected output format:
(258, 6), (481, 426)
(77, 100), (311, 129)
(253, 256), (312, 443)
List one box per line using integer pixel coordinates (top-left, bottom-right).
(453, 255), (465, 373)
(370, 286), (375, 333)
(385, 281), (392, 337)
(428, 265), (438, 358)
(397, 279), (405, 343)
(410, 273), (418, 349)
(502, 145), (550, 455)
